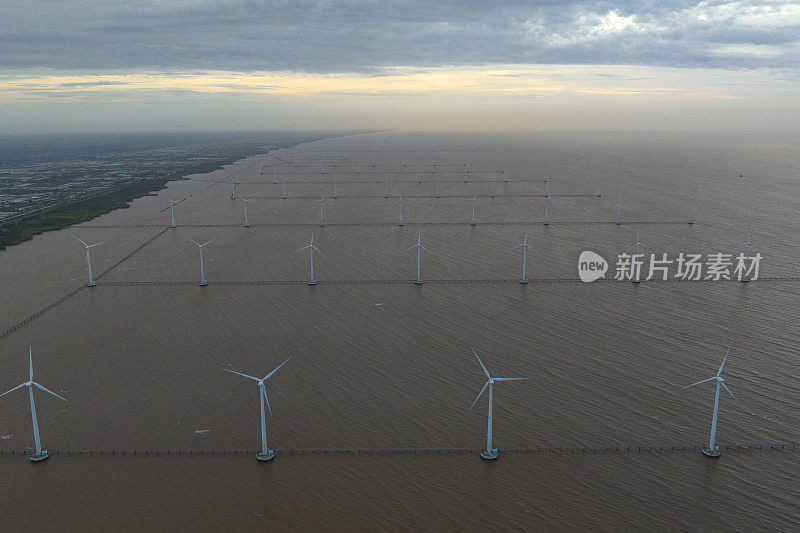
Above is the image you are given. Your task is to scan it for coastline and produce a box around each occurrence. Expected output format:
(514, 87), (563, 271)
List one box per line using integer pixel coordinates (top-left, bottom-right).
(0, 136), (321, 250)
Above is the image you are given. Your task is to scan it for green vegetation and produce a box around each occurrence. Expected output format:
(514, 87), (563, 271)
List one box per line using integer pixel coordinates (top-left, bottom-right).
(1, 159), (243, 250)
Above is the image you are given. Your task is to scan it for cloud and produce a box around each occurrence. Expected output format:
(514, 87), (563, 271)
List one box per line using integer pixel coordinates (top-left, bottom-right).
(1, 1), (798, 72)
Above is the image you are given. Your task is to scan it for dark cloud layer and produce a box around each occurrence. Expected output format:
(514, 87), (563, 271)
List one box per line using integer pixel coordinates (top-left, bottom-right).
(2, 1), (798, 71)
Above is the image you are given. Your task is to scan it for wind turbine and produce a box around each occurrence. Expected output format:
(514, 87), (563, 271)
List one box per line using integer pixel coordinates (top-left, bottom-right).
(434, 177), (441, 198)
(384, 175), (390, 198)
(616, 197), (623, 225)
(544, 177), (550, 198)
(281, 178), (288, 199)
(469, 194), (478, 226)
(332, 174), (338, 199)
(297, 233), (323, 285)
(688, 190), (695, 225)
(273, 165), (277, 185)
(317, 195), (327, 227)
(403, 232), (430, 285)
(73, 235), (102, 287)
(224, 357), (291, 461)
(395, 193), (406, 226)
(512, 233), (532, 284)
(630, 231), (646, 283)
(190, 238), (215, 286)
(0, 346), (67, 462)
(241, 197), (254, 227)
(741, 229), (753, 282)
(167, 197), (178, 228)
(682, 346), (736, 458)
(490, 177), (496, 198)
(469, 348), (528, 460)
(597, 177), (602, 198)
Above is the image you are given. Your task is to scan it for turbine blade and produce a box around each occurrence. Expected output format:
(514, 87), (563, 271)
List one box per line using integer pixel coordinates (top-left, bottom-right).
(29, 347), (33, 381)
(721, 381), (737, 400)
(511, 243), (524, 250)
(419, 245), (431, 253)
(717, 345), (732, 376)
(402, 244), (418, 253)
(223, 369), (260, 381)
(189, 240), (201, 247)
(201, 238), (216, 247)
(296, 245), (312, 253)
(493, 377), (529, 382)
(87, 242), (103, 248)
(262, 386), (272, 416)
(264, 357), (291, 380)
(72, 235), (89, 247)
(311, 245), (324, 254)
(471, 348), (491, 379)
(469, 380), (490, 411)
(32, 382), (67, 401)
(681, 376), (716, 390)
(0, 383), (27, 398)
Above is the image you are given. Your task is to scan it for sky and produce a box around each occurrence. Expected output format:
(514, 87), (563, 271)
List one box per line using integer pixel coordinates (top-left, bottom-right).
(1, 1), (798, 134)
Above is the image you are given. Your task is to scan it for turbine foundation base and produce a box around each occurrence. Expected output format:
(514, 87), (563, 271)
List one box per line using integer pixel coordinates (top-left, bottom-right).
(308, 280), (318, 286)
(244, 224), (250, 228)
(30, 450), (49, 462)
(86, 281), (97, 287)
(414, 280), (423, 285)
(256, 450), (275, 462)
(199, 281), (208, 287)
(519, 278), (529, 284)
(480, 449), (498, 460)
(631, 278), (640, 284)
(702, 446), (720, 458)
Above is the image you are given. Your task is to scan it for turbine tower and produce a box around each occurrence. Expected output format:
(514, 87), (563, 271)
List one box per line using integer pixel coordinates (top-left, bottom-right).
(297, 233), (323, 285)
(616, 197), (623, 225)
(544, 195), (550, 226)
(682, 346), (737, 458)
(469, 348), (528, 460)
(395, 193), (406, 226)
(0, 346), (67, 462)
(490, 177), (496, 198)
(688, 190), (695, 225)
(241, 197), (254, 227)
(167, 197), (178, 228)
(403, 232), (430, 285)
(224, 357), (291, 461)
(512, 233), (532, 284)
(333, 174), (338, 199)
(281, 178), (287, 200)
(73, 235), (102, 287)
(190, 238), (215, 286)
(384, 175), (390, 198)
(631, 231), (647, 283)
(435, 176), (441, 198)
(470, 194), (478, 226)
(597, 177), (602, 198)
(741, 229), (753, 282)
(317, 195), (327, 227)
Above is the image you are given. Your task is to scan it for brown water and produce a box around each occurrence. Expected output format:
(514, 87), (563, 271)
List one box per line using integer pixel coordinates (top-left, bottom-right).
(1, 131), (800, 531)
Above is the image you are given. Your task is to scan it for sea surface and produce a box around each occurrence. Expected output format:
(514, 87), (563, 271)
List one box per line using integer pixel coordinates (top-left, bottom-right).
(1, 131), (799, 530)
